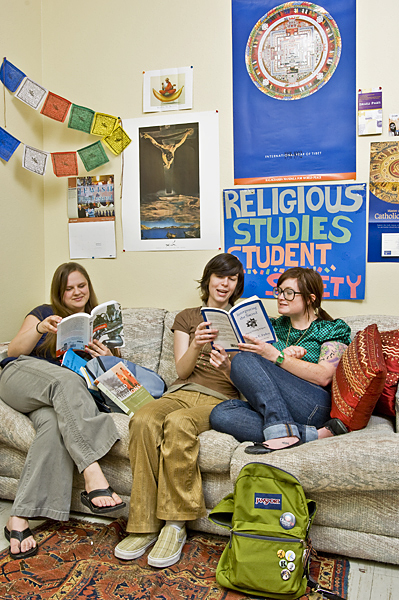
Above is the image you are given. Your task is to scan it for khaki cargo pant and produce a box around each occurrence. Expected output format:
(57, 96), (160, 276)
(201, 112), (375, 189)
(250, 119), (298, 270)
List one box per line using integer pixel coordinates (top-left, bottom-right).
(127, 389), (221, 533)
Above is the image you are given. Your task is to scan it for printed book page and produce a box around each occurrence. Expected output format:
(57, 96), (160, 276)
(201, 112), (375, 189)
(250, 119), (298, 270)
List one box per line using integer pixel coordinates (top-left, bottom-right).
(56, 314), (90, 356)
(201, 309), (241, 350)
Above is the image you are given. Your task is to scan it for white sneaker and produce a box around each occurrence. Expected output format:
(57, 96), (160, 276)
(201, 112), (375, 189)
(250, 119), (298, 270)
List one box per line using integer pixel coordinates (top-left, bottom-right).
(114, 532), (158, 560)
(147, 524), (187, 568)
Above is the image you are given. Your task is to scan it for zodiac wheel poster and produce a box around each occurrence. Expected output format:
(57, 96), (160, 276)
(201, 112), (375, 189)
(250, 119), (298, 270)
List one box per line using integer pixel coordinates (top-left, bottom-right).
(232, 0), (356, 184)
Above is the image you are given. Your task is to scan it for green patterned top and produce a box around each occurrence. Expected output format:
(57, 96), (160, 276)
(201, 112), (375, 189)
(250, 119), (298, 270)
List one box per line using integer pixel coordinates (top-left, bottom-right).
(271, 316), (352, 364)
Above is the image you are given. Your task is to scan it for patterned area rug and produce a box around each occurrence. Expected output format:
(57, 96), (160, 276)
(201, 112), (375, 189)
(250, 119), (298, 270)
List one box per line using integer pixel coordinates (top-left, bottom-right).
(0, 518), (349, 599)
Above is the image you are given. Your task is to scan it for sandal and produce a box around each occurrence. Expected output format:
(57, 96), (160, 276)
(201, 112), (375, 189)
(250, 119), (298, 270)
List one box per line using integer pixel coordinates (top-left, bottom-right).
(4, 525), (38, 560)
(81, 486), (126, 515)
(323, 418), (348, 436)
(244, 439), (303, 455)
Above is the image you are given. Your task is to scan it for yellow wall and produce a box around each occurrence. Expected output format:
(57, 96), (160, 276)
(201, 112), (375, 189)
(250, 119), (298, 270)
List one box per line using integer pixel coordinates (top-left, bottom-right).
(0, 0), (45, 341)
(1, 0), (398, 341)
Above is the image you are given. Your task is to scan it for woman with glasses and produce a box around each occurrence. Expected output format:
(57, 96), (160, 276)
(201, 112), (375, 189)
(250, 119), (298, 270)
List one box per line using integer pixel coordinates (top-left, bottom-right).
(209, 267), (352, 453)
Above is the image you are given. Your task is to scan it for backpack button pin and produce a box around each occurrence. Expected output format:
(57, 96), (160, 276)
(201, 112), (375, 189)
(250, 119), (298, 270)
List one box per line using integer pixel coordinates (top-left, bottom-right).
(277, 549), (285, 558)
(279, 559), (288, 568)
(281, 569), (291, 580)
(285, 550), (296, 561)
(287, 562), (296, 571)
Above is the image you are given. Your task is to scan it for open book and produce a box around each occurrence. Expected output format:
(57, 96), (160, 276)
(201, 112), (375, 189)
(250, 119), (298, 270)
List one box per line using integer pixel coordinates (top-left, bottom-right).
(94, 361), (154, 417)
(201, 295), (276, 352)
(56, 300), (124, 357)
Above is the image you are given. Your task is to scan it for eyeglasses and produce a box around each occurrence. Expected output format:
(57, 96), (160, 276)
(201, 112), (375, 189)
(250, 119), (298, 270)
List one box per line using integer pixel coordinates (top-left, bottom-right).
(273, 286), (303, 301)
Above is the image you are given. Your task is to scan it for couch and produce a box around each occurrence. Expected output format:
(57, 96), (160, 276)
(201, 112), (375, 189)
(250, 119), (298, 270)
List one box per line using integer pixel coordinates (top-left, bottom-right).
(1, 309), (399, 565)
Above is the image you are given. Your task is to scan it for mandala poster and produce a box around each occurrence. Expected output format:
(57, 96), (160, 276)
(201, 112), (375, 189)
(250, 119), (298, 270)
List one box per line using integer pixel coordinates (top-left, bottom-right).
(232, 0), (356, 183)
(224, 183), (366, 300)
(122, 111), (220, 252)
(368, 142), (399, 262)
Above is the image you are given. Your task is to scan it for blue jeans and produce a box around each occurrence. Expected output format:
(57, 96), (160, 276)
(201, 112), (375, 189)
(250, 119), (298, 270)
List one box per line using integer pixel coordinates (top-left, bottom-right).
(210, 352), (331, 443)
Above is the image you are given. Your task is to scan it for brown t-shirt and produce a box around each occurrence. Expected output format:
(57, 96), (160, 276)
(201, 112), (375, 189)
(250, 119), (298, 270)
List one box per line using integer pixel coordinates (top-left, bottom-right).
(168, 306), (239, 400)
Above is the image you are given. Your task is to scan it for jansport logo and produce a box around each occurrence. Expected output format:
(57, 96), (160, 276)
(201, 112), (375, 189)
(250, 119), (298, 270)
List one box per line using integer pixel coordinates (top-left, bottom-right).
(254, 493), (282, 509)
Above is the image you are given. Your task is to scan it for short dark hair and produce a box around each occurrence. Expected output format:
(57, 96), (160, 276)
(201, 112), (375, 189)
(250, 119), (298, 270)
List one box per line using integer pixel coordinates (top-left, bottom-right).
(277, 267), (333, 321)
(198, 253), (244, 306)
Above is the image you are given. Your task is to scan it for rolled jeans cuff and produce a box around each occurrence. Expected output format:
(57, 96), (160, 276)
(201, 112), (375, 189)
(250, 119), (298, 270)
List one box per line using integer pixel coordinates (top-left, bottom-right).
(263, 423), (300, 441)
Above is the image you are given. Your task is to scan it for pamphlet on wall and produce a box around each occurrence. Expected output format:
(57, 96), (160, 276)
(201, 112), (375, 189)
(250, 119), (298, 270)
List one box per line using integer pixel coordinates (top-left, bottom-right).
(201, 295), (276, 352)
(56, 300), (124, 357)
(358, 88), (382, 135)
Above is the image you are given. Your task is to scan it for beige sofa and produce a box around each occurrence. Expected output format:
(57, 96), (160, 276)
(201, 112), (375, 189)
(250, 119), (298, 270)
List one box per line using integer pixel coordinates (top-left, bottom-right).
(1, 309), (399, 565)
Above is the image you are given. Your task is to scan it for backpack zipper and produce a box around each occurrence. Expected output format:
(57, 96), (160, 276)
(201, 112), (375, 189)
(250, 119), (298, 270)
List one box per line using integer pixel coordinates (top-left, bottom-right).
(229, 530), (305, 548)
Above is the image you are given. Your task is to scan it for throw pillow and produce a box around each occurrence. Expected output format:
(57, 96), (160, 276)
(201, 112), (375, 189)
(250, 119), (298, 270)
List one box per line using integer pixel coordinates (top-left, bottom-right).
(330, 324), (387, 431)
(374, 330), (399, 417)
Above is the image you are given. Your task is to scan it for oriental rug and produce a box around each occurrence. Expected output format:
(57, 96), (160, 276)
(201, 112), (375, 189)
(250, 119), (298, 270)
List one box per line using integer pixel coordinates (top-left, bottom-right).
(0, 518), (349, 599)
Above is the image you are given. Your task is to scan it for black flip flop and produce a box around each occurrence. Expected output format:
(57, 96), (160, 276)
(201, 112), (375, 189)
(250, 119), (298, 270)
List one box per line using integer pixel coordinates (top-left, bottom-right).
(244, 439), (303, 455)
(4, 525), (38, 560)
(80, 486), (126, 515)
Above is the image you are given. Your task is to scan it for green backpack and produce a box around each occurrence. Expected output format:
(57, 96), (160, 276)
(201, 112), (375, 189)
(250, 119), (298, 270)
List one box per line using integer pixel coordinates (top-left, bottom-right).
(209, 462), (317, 600)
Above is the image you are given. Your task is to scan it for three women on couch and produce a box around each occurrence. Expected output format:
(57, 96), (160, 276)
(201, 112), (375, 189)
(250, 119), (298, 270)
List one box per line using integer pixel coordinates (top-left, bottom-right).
(0, 262), (125, 560)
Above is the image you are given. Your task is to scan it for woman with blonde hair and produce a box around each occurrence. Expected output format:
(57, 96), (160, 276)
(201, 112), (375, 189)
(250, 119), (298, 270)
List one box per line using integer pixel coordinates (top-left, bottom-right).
(0, 262), (125, 560)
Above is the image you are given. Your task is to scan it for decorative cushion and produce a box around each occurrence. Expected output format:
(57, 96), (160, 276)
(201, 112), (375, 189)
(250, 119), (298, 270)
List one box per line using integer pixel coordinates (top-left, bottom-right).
(374, 330), (399, 417)
(330, 324), (387, 431)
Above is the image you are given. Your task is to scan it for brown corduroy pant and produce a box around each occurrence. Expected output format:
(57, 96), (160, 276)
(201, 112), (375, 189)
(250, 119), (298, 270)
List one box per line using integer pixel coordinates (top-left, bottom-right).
(126, 389), (222, 533)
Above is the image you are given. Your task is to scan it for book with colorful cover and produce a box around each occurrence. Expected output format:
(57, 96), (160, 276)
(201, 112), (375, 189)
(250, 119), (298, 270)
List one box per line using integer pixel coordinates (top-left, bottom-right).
(94, 361), (154, 416)
(201, 295), (276, 352)
(56, 300), (124, 357)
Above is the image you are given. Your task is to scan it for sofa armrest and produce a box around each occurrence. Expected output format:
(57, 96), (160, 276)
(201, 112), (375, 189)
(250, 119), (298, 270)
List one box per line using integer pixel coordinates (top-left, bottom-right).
(0, 343), (9, 362)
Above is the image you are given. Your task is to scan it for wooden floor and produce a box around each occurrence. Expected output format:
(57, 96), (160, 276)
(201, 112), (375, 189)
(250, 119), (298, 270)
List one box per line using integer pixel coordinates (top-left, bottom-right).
(1, 500), (399, 598)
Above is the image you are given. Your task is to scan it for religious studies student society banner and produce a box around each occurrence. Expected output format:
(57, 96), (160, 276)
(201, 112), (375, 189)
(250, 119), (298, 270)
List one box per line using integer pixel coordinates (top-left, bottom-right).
(224, 183), (366, 300)
(232, 0), (356, 183)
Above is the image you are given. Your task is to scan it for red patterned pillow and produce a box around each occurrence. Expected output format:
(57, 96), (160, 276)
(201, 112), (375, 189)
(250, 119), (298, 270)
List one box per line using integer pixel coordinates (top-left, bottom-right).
(331, 324), (387, 431)
(374, 330), (399, 417)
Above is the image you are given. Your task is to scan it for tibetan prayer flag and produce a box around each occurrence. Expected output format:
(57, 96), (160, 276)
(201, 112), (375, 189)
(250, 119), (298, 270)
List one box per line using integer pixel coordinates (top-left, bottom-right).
(77, 141), (109, 172)
(15, 77), (47, 109)
(23, 145), (48, 175)
(40, 91), (71, 122)
(68, 104), (95, 133)
(0, 127), (21, 162)
(0, 58), (25, 92)
(51, 151), (78, 177)
(102, 125), (131, 155)
(91, 113), (118, 137)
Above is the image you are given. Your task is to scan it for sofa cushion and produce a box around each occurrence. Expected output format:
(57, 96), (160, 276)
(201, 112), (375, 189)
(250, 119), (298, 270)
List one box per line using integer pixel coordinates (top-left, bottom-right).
(330, 324), (387, 431)
(374, 330), (399, 417)
(157, 310), (179, 388)
(121, 308), (166, 374)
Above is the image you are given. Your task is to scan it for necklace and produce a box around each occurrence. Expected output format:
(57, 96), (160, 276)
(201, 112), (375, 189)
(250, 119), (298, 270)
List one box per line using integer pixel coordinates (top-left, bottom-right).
(285, 321), (314, 347)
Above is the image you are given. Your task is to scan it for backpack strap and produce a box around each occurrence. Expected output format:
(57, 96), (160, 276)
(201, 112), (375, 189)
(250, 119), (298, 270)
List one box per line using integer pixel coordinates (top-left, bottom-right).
(308, 578), (347, 600)
(208, 493), (234, 529)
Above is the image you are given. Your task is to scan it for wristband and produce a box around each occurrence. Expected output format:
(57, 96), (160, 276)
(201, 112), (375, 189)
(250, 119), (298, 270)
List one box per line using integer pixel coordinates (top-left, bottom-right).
(275, 350), (285, 366)
(36, 321), (44, 335)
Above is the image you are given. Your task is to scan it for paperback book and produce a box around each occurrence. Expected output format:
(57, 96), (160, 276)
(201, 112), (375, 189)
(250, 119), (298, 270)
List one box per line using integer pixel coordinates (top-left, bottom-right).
(94, 361), (154, 417)
(201, 295), (276, 351)
(56, 300), (124, 357)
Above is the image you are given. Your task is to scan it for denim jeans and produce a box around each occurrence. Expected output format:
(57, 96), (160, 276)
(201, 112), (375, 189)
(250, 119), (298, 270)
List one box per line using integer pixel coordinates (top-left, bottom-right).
(210, 352), (331, 443)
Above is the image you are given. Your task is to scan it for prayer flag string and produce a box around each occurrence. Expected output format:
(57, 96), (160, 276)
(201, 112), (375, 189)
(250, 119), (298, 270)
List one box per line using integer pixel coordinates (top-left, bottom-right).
(0, 58), (131, 176)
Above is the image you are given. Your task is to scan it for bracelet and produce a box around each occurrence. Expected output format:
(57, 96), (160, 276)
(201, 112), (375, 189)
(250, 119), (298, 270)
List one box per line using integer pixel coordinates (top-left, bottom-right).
(275, 350), (285, 366)
(36, 321), (43, 335)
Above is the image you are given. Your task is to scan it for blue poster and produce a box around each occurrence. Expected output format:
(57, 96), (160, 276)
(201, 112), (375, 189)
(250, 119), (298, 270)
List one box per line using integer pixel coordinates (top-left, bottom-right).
(368, 192), (399, 263)
(224, 183), (366, 300)
(232, 0), (356, 184)
(368, 141), (399, 262)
